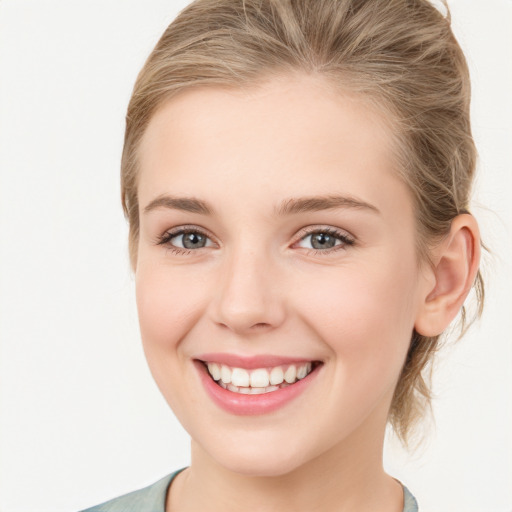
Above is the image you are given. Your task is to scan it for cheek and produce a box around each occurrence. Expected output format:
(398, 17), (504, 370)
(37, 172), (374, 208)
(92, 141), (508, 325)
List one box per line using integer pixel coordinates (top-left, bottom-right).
(295, 257), (419, 379)
(135, 264), (205, 357)
(135, 263), (211, 421)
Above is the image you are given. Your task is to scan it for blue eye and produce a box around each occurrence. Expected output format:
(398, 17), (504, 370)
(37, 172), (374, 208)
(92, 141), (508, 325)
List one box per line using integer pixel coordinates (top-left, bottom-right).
(297, 228), (354, 251)
(171, 231), (209, 249)
(158, 228), (214, 250)
(157, 226), (354, 255)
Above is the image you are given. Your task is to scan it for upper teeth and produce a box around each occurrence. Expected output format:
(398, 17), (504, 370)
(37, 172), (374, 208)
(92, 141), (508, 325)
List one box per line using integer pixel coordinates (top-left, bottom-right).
(206, 362), (313, 388)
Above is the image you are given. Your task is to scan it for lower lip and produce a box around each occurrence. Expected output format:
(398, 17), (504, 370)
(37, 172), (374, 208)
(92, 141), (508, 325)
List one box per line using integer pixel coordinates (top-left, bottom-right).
(195, 361), (321, 415)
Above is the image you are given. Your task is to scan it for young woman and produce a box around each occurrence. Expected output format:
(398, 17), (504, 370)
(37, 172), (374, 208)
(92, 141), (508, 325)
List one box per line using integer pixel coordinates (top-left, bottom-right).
(82, 0), (483, 510)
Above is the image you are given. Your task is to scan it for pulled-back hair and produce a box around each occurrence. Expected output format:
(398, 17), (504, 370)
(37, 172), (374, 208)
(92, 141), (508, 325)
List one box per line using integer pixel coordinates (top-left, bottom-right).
(121, 0), (484, 446)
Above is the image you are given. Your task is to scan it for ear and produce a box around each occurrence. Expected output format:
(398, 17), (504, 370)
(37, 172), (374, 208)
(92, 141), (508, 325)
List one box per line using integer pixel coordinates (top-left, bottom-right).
(415, 214), (481, 337)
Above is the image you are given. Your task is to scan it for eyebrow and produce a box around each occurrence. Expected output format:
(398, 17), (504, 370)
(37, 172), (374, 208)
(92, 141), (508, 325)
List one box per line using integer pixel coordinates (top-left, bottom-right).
(144, 195), (212, 215)
(275, 195), (380, 216)
(143, 194), (380, 216)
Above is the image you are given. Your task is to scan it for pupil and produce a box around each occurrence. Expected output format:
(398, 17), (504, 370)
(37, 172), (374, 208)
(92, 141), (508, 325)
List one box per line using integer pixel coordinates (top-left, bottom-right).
(183, 232), (206, 249)
(311, 233), (335, 249)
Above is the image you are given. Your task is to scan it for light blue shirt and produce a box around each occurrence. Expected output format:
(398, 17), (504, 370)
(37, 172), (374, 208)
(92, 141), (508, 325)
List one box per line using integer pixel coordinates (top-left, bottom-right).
(80, 469), (419, 511)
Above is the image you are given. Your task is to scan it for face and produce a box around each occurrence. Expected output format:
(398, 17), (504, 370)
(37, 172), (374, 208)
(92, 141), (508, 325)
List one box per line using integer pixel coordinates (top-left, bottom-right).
(135, 74), (432, 477)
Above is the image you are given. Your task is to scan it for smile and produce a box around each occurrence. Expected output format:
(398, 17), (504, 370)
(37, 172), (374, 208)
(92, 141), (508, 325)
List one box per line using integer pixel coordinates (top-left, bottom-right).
(205, 361), (314, 394)
(195, 356), (322, 415)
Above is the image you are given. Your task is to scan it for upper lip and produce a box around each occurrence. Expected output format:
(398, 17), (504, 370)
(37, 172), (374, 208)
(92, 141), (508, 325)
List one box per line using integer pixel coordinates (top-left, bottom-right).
(196, 353), (320, 369)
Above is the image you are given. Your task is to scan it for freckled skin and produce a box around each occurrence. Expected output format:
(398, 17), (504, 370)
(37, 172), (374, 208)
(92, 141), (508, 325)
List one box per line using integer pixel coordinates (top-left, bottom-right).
(135, 74), (432, 511)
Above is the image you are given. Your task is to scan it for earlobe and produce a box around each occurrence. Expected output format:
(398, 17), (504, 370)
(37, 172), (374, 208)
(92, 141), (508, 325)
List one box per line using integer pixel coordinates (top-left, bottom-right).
(415, 214), (481, 337)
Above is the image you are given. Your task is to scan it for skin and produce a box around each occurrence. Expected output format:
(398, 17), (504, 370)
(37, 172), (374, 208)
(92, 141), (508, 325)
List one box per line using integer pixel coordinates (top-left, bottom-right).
(134, 73), (480, 512)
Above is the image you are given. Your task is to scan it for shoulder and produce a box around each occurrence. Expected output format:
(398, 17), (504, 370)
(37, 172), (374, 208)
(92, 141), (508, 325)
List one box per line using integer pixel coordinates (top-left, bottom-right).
(402, 483), (419, 512)
(79, 470), (183, 512)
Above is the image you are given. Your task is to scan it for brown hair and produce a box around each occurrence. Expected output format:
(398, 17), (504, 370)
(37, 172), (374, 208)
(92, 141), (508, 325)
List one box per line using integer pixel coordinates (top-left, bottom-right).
(121, 0), (484, 446)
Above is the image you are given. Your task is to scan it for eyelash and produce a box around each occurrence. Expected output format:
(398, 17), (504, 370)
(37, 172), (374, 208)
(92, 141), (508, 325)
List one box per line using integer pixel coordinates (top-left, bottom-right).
(156, 226), (212, 256)
(156, 225), (355, 256)
(294, 226), (355, 255)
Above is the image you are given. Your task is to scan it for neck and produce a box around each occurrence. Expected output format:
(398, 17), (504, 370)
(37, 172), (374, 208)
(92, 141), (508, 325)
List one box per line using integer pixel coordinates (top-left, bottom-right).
(167, 417), (403, 512)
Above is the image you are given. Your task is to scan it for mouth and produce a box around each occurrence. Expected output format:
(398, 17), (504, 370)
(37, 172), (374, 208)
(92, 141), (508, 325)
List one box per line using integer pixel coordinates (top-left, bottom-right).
(201, 360), (321, 395)
(194, 353), (323, 415)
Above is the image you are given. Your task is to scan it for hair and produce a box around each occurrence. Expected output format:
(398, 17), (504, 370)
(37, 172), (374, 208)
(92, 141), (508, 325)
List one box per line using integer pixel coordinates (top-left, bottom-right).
(121, 0), (484, 446)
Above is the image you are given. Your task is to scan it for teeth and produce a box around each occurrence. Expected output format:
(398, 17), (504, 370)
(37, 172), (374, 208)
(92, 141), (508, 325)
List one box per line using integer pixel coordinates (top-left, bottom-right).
(206, 361), (315, 394)
(269, 366), (284, 385)
(207, 363), (221, 381)
(220, 365), (231, 384)
(231, 368), (250, 387)
(250, 368), (270, 388)
(284, 365), (296, 383)
(297, 363), (312, 379)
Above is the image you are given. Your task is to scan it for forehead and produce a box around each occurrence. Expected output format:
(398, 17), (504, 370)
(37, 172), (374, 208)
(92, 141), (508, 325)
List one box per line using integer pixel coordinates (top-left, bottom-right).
(137, 74), (409, 216)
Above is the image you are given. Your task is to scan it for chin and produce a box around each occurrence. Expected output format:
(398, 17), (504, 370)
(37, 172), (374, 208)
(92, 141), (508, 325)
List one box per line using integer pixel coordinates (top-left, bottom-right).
(220, 455), (306, 478)
(204, 435), (314, 478)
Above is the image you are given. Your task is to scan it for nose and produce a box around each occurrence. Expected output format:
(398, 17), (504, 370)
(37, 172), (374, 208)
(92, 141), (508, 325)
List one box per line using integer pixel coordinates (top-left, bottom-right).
(210, 247), (286, 335)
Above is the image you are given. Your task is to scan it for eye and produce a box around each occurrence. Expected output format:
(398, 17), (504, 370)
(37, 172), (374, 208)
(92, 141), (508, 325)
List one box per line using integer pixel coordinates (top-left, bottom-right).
(158, 227), (214, 251)
(296, 227), (354, 252)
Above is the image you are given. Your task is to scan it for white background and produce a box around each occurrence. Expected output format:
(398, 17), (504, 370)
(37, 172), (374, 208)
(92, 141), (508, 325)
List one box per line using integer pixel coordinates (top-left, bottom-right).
(0, 1), (510, 511)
